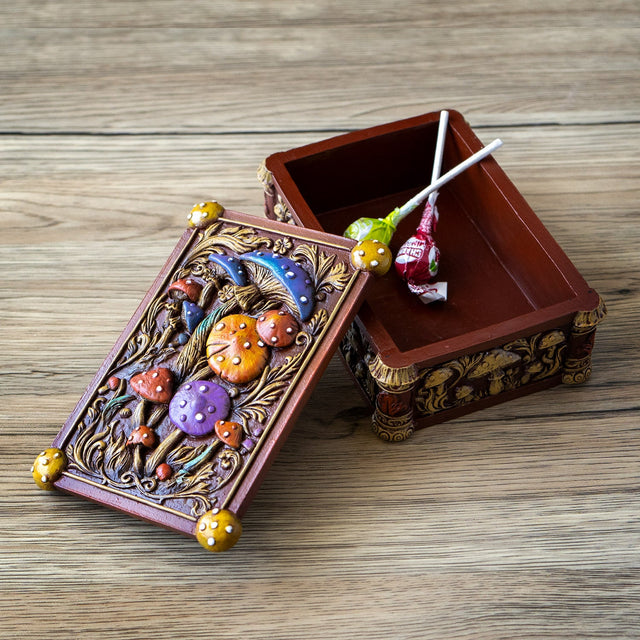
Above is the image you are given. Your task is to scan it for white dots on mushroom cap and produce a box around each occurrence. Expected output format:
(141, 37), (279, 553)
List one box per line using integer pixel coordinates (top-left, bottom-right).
(232, 357), (241, 365)
(207, 537), (216, 547)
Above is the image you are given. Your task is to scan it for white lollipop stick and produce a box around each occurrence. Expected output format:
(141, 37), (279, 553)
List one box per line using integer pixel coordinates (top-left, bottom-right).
(394, 138), (503, 222)
(428, 110), (449, 206)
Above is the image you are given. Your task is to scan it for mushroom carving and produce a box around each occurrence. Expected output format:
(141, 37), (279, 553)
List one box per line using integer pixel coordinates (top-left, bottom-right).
(130, 367), (174, 404)
(168, 380), (231, 437)
(206, 314), (269, 384)
(168, 278), (203, 303)
(214, 419), (243, 449)
(256, 309), (299, 348)
(126, 425), (157, 475)
(127, 424), (157, 448)
(240, 251), (315, 321)
(188, 201), (224, 229)
(417, 366), (454, 414)
(32, 448), (67, 490)
(182, 301), (205, 333)
(143, 380), (232, 476)
(196, 507), (242, 552)
(208, 253), (248, 287)
(468, 349), (521, 396)
(350, 239), (393, 276)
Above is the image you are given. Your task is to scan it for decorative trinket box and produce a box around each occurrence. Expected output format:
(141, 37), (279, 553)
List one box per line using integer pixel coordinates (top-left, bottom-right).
(35, 111), (606, 551)
(260, 110), (606, 442)
(34, 209), (372, 551)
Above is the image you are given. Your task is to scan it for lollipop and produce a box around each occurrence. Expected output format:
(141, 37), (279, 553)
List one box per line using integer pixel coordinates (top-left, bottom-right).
(344, 137), (503, 245)
(395, 111), (449, 302)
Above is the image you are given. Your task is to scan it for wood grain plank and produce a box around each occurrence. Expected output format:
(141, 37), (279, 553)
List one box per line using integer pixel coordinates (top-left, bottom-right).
(1, 3), (639, 636)
(1, 8), (638, 132)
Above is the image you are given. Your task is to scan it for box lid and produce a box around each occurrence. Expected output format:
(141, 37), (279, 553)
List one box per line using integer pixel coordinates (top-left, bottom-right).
(36, 208), (372, 552)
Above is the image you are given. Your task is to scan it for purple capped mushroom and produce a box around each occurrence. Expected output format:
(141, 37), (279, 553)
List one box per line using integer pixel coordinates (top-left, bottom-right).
(169, 380), (231, 437)
(143, 379), (231, 475)
(240, 251), (315, 321)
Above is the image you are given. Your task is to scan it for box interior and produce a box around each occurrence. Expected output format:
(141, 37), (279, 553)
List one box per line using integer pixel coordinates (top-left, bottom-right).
(281, 119), (579, 354)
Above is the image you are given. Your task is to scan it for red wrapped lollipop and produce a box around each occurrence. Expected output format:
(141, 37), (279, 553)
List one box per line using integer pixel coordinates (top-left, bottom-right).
(395, 111), (450, 303)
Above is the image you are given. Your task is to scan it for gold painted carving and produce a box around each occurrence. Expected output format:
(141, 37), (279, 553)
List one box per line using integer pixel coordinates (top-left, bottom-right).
(572, 295), (607, 334)
(371, 409), (414, 442)
(562, 296), (607, 385)
(273, 195), (293, 224)
(257, 160), (274, 195)
(339, 324), (378, 405)
(415, 329), (568, 418)
(367, 355), (419, 393)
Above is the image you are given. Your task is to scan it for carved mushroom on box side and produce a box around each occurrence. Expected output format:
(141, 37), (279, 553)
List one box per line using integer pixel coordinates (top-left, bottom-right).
(468, 349), (521, 396)
(206, 314), (270, 384)
(240, 251), (315, 321)
(417, 366), (454, 414)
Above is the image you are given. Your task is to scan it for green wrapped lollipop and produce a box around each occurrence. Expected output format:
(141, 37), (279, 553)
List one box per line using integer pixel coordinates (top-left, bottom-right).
(344, 138), (503, 243)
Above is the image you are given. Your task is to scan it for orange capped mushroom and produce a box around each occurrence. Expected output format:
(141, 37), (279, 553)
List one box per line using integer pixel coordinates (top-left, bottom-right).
(256, 309), (299, 348)
(214, 420), (243, 449)
(206, 314), (269, 384)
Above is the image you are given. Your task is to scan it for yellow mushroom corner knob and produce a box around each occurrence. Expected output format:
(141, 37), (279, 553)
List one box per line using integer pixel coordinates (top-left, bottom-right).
(196, 508), (242, 552)
(32, 448), (67, 490)
(188, 201), (225, 229)
(350, 239), (393, 276)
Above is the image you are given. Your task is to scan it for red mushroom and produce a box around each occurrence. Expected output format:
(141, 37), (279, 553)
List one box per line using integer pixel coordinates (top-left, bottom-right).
(256, 309), (299, 348)
(126, 424), (157, 448)
(167, 278), (202, 303)
(126, 425), (158, 475)
(130, 367), (174, 404)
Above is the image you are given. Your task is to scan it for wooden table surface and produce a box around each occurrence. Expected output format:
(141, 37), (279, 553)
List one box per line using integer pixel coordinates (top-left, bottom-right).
(2, 2), (638, 638)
